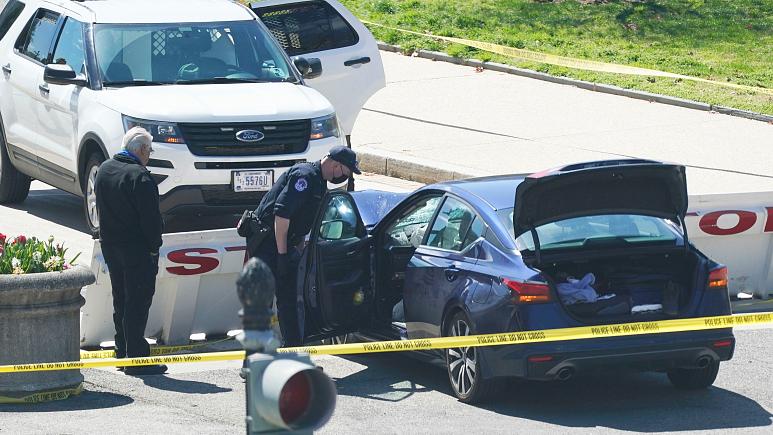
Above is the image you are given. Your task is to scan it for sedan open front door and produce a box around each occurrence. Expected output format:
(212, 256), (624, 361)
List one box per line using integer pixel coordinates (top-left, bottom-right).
(300, 191), (374, 342)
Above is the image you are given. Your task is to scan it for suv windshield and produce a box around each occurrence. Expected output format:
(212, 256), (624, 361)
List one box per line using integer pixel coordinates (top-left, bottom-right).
(94, 21), (297, 86)
(496, 209), (680, 251)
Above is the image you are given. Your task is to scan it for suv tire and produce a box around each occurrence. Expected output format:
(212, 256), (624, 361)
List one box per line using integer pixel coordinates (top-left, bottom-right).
(82, 153), (105, 237)
(444, 311), (500, 403)
(667, 359), (720, 390)
(0, 122), (31, 204)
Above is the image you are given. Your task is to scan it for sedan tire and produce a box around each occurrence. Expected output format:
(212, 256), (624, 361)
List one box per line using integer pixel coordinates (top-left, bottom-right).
(667, 359), (720, 390)
(444, 311), (499, 403)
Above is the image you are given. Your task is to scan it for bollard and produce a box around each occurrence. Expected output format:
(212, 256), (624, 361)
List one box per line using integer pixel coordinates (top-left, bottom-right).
(236, 258), (336, 434)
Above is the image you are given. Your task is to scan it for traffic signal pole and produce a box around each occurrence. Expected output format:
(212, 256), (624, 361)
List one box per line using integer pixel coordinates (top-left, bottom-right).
(236, 258), (336, 434)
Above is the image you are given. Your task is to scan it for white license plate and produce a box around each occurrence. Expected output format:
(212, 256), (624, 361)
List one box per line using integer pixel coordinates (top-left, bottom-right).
(232, 170), (273, 192)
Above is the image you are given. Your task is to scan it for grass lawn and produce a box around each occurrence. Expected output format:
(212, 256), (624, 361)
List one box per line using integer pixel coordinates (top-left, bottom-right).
(336, 0), (773, 115)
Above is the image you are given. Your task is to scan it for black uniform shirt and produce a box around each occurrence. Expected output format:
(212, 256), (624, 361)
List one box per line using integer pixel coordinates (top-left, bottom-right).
(254, 161), (327, 244)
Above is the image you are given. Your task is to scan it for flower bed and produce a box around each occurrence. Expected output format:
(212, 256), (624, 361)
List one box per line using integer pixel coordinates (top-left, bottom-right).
(0, 233), (80, 275)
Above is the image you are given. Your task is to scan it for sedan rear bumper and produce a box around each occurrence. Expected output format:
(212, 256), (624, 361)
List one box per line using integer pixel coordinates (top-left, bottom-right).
(481, 329), (735, 381)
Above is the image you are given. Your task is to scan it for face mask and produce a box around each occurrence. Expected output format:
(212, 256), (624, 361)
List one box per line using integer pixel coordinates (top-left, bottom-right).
(330, 163), (349, 184)
(331, 174), (349, 184)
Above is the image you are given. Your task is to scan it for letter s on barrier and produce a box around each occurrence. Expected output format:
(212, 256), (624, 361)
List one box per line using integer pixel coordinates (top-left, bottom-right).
(166, 248), (219, 275)
(698, 210), (757, 236)
(767, 207), (773, 233)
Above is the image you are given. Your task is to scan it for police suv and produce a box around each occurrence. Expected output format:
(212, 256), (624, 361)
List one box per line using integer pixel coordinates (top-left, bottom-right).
(0, 0), (384, 234)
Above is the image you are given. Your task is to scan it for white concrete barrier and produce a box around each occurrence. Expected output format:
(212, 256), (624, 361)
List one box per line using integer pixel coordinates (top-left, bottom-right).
(686, 192), (773, 300)
(81, 229), (249, 347)
(80, 192), (773, 346)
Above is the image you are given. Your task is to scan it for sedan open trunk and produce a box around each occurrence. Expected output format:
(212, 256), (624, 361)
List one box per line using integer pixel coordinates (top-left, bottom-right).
(540, 247), (709, 324)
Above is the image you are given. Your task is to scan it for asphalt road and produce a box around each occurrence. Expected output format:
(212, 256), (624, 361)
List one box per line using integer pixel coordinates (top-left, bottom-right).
(1, 177), (772, 434)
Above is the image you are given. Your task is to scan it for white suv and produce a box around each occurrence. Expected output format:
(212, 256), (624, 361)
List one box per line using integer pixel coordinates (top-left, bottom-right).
(0, 0), (384, 234)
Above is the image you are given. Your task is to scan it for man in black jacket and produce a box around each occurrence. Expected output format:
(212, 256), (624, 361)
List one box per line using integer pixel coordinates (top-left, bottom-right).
(95, 127), (166, 375)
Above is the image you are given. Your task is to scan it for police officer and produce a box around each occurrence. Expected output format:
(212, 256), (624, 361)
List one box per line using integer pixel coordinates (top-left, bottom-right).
(241, 146), (361, 346)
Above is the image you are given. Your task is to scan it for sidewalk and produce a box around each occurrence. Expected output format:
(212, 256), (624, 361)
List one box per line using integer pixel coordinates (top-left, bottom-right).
(352, 51), (773, 196)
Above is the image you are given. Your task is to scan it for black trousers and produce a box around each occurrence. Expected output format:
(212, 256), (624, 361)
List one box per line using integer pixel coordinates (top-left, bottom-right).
(102, 243), (159, 358)
(251, 236), (302, 346)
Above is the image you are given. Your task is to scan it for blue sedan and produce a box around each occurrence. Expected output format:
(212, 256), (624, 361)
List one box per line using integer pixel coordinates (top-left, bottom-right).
(297, 159), (734, 403)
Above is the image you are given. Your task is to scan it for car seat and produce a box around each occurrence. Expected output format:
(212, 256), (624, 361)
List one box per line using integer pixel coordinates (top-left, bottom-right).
(609, 216), (639, 237)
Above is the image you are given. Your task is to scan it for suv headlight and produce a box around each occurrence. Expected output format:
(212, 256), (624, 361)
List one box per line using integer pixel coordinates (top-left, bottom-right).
(310, 113), (340, 140)
(122, 116), (185, 144)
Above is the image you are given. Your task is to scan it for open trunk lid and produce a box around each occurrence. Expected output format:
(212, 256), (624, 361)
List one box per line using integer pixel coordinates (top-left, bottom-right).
(513, 159), (688, 240)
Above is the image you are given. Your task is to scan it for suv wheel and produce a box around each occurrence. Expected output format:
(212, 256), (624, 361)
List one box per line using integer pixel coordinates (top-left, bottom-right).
(82, 153), (105, 236)
(444, 311), (499, 403)
(667, 359), (720, 390)
(0, 122), (31, 203)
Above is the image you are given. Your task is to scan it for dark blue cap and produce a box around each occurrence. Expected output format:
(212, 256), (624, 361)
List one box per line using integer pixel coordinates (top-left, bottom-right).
(328, 146), (361, 174)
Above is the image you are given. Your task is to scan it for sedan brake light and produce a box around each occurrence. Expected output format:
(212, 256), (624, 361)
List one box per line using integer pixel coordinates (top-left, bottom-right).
(503, 278), (552, 303)
(708, 266), (728, 289)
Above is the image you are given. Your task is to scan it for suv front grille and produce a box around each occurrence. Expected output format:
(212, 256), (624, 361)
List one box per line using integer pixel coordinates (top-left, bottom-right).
(178, 120), (310, 156)
(201, 185), (267, 206)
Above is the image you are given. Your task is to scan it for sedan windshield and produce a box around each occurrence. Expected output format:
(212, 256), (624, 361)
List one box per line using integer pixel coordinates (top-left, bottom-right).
(496, 209), (680, 251)
(94, 21), (297, 86)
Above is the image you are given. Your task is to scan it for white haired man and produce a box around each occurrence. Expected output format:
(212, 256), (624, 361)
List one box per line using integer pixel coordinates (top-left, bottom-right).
(95, 127), (166, 375)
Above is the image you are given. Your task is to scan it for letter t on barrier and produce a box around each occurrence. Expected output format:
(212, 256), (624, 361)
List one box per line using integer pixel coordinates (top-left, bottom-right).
(236, 258), (337, 434)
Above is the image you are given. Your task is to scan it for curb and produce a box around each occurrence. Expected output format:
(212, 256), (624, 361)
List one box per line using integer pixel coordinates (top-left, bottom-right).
(378, 43), (773, 124)
(358, 149), (478, 185)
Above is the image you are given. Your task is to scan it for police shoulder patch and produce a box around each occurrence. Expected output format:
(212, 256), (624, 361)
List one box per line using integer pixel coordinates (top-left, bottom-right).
(294, 178), (308, 192)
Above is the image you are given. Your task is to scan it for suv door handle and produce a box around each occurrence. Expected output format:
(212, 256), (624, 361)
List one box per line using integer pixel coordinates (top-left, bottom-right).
(38, 83), (49, 95)
(444, 267), (460, 282)
(1, 64), (10, 75)
(344, 56), (371, 67)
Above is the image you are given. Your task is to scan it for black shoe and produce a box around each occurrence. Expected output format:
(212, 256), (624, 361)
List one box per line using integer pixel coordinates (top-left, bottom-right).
(124, 364), (168, 376)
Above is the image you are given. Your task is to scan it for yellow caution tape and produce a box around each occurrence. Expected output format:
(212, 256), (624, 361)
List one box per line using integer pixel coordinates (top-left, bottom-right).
(0, 383), (83, 404)
(0, 313), (770, 373)
(281, 312), (772, 356)
(79, 335), (236, 360)
(363, 20), (773, 96)
(0, 351), (247, 374)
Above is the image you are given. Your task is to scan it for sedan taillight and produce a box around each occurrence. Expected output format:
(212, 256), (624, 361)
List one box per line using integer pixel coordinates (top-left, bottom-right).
(503, 278), (553, 303)
(708, 266), (728, 290)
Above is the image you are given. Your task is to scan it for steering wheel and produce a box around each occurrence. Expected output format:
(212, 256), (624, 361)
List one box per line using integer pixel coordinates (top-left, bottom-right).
(177, 63), (200, 81)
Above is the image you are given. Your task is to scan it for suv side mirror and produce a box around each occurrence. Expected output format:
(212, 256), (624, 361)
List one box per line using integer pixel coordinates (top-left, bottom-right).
(292, 56), (322, 80)
(44, 64), (87, 87)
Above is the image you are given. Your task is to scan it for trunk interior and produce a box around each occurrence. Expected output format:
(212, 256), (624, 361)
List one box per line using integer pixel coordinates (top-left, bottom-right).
(539, 248), (706, 324)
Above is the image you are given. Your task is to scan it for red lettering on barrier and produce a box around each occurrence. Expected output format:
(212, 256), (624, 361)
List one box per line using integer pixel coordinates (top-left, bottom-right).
(766, 207), (773, 233)
(166, 248), (219, 275)
(699, 210), (757, 236)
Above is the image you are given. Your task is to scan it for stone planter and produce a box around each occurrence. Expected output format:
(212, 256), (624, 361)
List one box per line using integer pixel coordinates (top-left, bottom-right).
(0, 266), (95, 403)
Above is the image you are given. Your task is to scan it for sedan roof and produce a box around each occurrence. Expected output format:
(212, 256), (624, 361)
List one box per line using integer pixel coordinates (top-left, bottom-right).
(434, 175), (525, 211)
